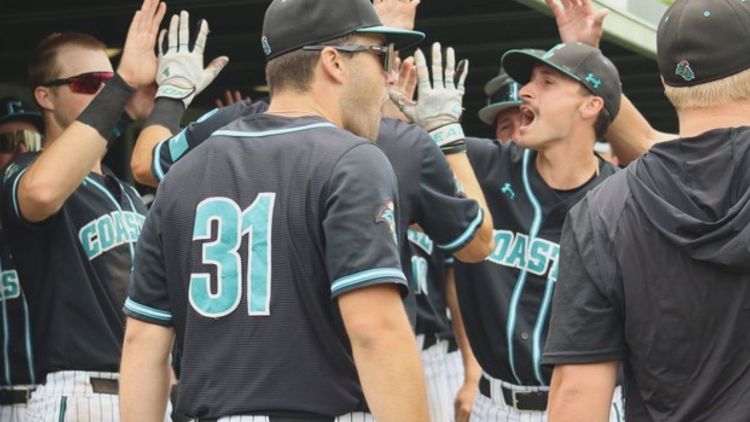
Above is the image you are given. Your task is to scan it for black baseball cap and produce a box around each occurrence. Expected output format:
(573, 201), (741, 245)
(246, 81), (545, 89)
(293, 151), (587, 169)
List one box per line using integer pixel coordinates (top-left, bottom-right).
(261, 0), (425, 61)
(0, 97), (43, 132)
(658, 0), (750, 87)
(478, 70), (522, 126)
(501, 43), (622, 118)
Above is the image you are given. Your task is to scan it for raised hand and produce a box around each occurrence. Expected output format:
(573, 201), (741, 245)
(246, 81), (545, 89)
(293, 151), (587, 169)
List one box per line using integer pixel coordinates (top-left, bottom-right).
(156, 11), (229, 107)
(117, 0), (167, 88)
(546, 0), (608, 48)
(382, 57), (417, 122)
(214, 90), (251, 109)
(373, 0), (421, 31)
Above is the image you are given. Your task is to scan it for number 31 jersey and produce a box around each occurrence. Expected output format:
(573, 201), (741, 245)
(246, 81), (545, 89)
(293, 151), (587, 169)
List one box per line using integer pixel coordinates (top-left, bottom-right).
(124, 114), (407, 419)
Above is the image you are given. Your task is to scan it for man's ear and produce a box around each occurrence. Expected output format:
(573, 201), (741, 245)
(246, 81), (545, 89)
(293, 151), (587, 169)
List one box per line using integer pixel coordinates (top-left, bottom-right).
(580, 95), (605, 120)
(318, 47), (348, 85)
(34, 86), (55, 112)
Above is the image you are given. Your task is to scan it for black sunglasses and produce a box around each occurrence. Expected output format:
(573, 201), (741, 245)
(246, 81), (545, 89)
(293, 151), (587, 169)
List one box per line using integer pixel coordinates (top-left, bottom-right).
(302, 43), (396, 73)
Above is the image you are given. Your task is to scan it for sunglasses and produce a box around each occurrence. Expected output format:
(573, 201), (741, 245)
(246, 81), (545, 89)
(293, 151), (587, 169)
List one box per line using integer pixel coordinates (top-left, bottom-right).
(0, 130), (42, 153)
(42, 71), (115, 95)
(303, 43), (396, 74)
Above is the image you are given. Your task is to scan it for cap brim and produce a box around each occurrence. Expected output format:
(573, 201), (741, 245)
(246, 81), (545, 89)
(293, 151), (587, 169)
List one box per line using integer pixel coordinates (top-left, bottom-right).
(0, 112), (44, 133)
(501, 49), (583, 87)
(355, 25), (425, 50)
(478, 101), (522, 126)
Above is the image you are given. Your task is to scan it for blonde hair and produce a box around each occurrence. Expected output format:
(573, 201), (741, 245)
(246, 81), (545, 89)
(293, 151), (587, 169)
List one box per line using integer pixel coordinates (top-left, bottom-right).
(664, 67), (750, 110)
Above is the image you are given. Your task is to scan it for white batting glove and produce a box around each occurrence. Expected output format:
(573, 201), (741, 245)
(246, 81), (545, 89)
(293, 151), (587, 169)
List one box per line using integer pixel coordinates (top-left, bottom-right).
(156, 11), (229, 107)
(389, 42), (469, 147)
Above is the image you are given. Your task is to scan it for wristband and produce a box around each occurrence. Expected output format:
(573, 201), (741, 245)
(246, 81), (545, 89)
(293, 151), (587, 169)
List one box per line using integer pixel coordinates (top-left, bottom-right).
(441, 141), (467, 155)
(144, 98), (185, 134)
(76, 74), (135, 146)
(429, 123), (465, 147)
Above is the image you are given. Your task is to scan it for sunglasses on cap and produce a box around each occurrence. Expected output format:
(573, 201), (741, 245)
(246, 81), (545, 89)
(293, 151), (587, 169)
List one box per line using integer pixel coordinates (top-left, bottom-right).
(488, 81), (521, 105)
(302, 43), (396, 74)
(42, 71), (115, 95)
(0, 130), (42, 153)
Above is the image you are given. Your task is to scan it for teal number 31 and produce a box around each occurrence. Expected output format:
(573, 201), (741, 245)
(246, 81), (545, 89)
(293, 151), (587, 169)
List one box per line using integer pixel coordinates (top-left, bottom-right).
(189, 194), (276, 317)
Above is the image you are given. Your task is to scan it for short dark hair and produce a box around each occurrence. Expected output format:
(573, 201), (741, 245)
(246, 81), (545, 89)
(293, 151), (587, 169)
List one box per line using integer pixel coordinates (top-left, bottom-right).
(579, 86), (612, 139)
(28, 32), (107, 90)
(265, 34), (355, 95)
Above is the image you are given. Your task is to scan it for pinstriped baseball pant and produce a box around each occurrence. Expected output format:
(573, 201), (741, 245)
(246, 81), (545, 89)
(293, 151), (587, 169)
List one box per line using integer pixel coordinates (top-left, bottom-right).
(418, 336), (465, 422)
(470, 374), (624, 422)
(0, 404), (26, 422)
(24, 371), (171, 422)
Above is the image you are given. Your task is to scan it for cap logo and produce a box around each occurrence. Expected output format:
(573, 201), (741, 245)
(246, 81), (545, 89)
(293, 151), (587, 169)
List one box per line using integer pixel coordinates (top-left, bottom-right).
(675, 59), (695, 82)
(261, 36), (272, 56)
(585, 73), (602, 89)
(5, 100), (23, 116)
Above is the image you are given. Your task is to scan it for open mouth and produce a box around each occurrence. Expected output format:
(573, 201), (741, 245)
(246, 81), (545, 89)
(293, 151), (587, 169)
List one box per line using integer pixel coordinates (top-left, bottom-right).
(519, 105), (536, 129)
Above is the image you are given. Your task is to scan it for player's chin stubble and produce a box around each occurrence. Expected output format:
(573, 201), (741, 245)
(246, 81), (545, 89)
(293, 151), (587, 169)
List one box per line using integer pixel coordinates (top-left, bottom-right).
(339, 76), (381, 142)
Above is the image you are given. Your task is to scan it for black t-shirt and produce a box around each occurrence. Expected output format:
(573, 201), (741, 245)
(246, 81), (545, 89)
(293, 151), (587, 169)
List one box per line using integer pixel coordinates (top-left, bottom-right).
(151, 102), (482, 325)
(544, 127), (750, 421)
(0, 231), (35, 386)
(125, 114), (407, 419)
(455, 138), (617, 386)
(1, 153), (146, 378)
(407, 229), (454, 339)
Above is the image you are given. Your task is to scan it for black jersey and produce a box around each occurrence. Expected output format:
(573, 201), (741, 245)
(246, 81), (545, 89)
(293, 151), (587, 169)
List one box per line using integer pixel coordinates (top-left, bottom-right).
(0, 231), (35, 386)
(545, 128), (750, 421)
(407, 229), (454, 340)
(151, 102), (482, 324)
(0, 153), (146, 379)
(454, 138), (617, 386)
(125, 114), (407, 419)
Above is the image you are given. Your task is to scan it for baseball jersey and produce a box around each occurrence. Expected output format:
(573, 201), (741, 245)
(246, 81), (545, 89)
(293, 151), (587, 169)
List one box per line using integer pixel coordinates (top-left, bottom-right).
(407, 228), (454, 340)
(454, 138), (617, 386)
(150, 102), (482, 324)
(544, 127), (750, 421)
(0, 153), (146, 379)
(0, 231), (35, 387)
(125, 113), (407, 419)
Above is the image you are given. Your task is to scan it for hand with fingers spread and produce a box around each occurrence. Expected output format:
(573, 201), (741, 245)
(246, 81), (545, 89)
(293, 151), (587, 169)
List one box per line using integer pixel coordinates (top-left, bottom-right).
(546, 0), (608, 48)
(117, 0), (167, 88)
(382, 57), (417, 122)
(214, 90), (251, 109)
(390, 42), (469, 151)
(373, 0), (421, 31)
(156, 11), (229, 107)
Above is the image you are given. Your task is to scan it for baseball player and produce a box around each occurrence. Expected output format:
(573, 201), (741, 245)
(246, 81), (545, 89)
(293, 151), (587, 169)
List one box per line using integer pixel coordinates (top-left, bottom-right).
(442, 41), (626, 421)
(477, 69), (523, 144)
(0, 1), (168, 420)
(119, 0), (433, 420)
(544, 0), (750, 420)
(0, 97), (43, 422)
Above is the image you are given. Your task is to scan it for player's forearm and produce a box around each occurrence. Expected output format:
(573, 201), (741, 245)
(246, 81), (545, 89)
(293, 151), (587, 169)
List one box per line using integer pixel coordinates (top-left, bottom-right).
(605, 95), (675, 165)
(131, 125), (172, 187)
(445, 152), (494, 262)
(547, 363), (618, 422)
(120, 318), (174, 422)
(445, 268), (481, 382)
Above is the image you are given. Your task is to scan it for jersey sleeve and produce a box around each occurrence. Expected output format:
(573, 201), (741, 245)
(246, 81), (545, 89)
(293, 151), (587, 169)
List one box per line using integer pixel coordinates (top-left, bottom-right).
(323, 144), (408, 298)
(0, 155), (42, 227)
(542, 199), (626, 365)
(415, 131), (483, 253)
(152, 100), (268, 182)
(123, 196), (173, 326)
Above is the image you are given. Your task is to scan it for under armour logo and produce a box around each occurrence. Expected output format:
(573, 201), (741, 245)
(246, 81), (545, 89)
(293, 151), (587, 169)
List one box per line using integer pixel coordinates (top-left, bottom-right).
(675, 60), (695, 82)
(162, 68), (170, 77)
(501, 183), (516, 200)
(585, 73), (602, 89)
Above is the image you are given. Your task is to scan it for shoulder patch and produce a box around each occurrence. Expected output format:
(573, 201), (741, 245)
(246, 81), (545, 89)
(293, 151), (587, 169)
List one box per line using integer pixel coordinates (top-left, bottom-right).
(376, 199), (398, 245)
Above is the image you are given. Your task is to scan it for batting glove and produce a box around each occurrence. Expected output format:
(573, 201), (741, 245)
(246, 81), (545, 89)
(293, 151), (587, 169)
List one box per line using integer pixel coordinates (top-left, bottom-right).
(389, 42), (468, 149)
(156, 11), (229, 108)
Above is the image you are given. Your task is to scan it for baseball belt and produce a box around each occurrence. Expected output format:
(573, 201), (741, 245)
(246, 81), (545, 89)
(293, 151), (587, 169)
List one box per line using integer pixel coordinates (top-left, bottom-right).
(0, 388), (35, 405)
(479, 375), (548, 412)
(196, 417), (335, 422)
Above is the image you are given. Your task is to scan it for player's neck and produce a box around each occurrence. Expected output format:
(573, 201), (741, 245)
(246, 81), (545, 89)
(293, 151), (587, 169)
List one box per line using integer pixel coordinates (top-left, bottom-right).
(677, 102), (750, 138)
(266, 91), (340, 127)
(535, 135), (599, 191)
